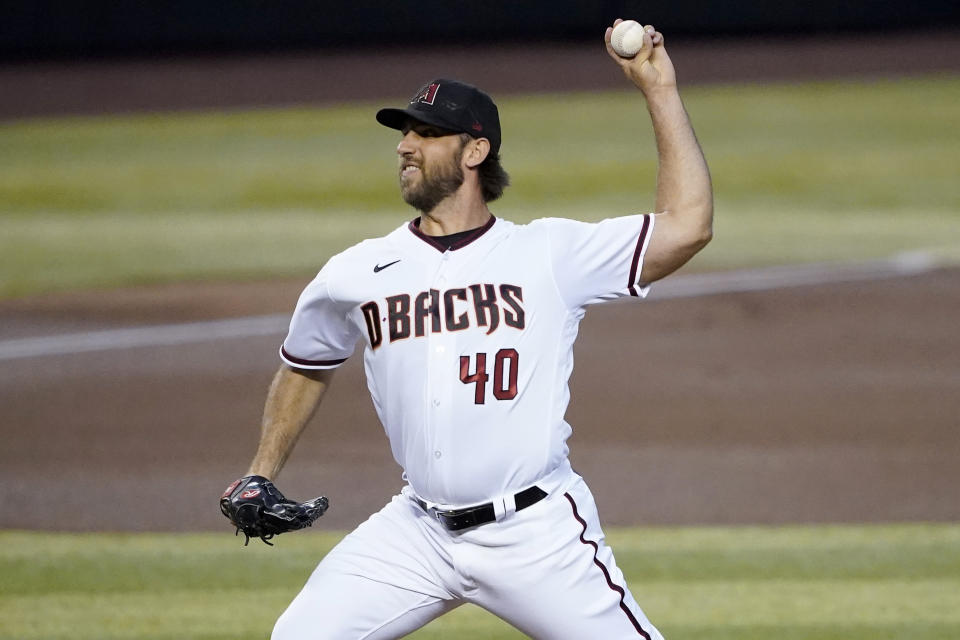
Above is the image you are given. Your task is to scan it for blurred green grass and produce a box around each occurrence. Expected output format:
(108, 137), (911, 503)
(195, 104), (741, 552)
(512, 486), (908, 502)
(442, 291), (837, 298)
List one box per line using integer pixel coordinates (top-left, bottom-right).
(1, 75), (959, 298)
(2, 524), (959, 639)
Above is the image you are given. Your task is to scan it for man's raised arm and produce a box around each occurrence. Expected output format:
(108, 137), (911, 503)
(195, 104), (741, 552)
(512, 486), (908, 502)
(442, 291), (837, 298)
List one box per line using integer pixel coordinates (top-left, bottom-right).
(605, 21), (714, 284)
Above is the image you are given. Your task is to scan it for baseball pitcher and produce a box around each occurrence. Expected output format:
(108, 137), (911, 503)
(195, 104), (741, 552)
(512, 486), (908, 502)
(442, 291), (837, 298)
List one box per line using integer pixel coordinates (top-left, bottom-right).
(221, 21), (712, 639)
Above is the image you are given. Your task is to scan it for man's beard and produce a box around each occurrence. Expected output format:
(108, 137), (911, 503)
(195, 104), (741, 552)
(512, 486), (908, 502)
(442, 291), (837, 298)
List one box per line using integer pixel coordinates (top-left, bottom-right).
(401, 148), (465, 213)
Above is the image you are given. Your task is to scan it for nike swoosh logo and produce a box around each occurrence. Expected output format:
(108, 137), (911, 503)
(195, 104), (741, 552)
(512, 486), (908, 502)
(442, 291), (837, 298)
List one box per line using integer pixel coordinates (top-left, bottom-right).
(373, 259), (401, 273)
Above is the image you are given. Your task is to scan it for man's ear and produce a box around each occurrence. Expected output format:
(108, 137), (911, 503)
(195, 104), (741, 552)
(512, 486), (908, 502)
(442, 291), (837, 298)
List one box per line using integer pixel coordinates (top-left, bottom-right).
(463, 137), (491, 169)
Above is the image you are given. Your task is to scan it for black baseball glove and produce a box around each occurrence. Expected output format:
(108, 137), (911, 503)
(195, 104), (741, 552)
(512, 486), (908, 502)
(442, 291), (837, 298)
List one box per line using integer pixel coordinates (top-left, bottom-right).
(220, 475), (329, 546)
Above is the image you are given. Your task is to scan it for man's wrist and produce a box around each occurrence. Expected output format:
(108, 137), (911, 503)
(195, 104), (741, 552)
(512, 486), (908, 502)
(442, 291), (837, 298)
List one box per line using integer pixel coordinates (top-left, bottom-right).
(643, 86), (686, 122)
(247, 463), (275, 479)
(641, 84), (681, 103)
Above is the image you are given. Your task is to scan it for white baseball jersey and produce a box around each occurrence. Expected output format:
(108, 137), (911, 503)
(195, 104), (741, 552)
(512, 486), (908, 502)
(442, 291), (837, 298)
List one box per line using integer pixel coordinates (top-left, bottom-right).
(281, 213), (654, 507)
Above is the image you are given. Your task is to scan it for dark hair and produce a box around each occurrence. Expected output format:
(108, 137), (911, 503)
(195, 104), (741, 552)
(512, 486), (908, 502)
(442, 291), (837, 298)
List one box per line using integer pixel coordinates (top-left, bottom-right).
(460, 133), (510, 202)
(478, 151), (510, 203)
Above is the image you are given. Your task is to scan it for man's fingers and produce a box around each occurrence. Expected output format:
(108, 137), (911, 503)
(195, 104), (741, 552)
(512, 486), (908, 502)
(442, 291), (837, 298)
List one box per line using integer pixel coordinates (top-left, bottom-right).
(646, 25), (664, 47)
(604, 20), (668, 87)
(632, 29), (654, 65)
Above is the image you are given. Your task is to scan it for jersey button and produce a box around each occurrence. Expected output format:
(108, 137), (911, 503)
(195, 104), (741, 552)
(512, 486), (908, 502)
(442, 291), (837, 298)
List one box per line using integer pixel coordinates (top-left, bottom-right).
(435, 345), (446, 354)
(432, 398), (441, 407)
(434, 450), (442, 459)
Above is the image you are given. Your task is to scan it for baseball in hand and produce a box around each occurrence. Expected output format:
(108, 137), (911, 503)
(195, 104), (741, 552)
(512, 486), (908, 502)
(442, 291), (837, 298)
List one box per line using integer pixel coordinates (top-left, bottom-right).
(610, 20), (646, 58)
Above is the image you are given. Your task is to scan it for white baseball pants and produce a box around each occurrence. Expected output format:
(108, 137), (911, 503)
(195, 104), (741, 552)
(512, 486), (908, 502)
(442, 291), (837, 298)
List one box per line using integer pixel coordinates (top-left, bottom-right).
(272, 469), (664, 640)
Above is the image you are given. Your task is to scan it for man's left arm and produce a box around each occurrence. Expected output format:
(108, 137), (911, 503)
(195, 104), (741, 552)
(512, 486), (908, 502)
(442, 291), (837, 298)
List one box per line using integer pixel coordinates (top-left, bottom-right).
(605, 21), (714, 284)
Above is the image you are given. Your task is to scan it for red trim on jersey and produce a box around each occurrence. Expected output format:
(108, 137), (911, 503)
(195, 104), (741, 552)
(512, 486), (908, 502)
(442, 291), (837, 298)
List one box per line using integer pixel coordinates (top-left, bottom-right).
(628, 214), (652, 297)
(564, 492), (653, 639)
(280, 346), (347, 368)
(408, 215), (496, 252)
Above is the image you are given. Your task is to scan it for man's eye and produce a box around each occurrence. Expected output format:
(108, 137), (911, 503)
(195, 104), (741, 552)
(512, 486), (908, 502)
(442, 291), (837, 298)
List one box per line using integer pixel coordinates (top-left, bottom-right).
(401, 125), (446, 138)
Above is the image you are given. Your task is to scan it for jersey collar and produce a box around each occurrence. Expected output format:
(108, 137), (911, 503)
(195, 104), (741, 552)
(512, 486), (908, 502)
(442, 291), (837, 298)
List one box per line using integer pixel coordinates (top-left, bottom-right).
(407, 215), (497, 253)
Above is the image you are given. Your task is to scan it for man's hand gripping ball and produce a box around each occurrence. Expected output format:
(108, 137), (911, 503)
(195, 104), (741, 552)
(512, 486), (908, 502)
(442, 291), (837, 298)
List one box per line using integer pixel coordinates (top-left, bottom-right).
(220, 475), (329, 546)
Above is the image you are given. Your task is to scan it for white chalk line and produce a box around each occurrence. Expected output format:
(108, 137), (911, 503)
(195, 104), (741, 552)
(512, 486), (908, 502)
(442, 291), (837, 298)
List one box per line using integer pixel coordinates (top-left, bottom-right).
(0, 314), (292, 361)
(0, 252), (940, 361)
(647, 251), (936, 300)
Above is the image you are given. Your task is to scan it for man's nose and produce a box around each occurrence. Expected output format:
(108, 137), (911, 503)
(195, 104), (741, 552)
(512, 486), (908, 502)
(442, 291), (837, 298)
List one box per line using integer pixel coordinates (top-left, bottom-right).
(397, 131), (418, 155)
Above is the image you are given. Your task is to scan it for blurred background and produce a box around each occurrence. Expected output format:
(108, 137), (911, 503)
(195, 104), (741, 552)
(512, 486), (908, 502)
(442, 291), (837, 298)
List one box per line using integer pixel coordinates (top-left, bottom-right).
(1, 3), (959, 638)
(4, 0), (960, 117)
(5, 0), (960, 59)
(2, 0), (959, 534)
(2, 1), (960, 112)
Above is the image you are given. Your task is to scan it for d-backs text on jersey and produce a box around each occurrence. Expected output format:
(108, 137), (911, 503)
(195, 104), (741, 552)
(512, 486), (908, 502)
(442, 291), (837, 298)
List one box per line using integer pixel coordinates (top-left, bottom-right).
(361, 284), (525, 348)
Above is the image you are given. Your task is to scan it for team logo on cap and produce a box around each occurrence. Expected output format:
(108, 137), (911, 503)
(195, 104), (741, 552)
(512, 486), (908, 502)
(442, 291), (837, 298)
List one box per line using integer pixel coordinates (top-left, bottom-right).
(412, 82), (440, 106)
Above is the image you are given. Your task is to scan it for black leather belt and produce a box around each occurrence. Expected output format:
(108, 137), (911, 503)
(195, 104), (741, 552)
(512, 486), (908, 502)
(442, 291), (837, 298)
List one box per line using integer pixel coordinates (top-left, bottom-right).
(416, 486), (548, 531)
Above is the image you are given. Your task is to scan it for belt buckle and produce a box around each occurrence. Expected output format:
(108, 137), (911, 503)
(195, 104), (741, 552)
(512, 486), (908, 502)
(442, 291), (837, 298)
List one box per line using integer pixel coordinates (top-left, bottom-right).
(439, 504), (492, 531)
(418, 498), (460, 526)
(435, 507), (464, 529)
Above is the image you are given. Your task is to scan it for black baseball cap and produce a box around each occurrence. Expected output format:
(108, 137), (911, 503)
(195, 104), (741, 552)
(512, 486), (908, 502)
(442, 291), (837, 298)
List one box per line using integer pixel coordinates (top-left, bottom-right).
(376, 79), (502, 153)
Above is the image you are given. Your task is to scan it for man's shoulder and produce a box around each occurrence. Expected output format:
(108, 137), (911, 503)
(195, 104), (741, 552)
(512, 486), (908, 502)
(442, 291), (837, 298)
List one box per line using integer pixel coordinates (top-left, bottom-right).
(512, 216), (588, 238)
(489, 217), (592, 249)
(521, 214), (651, 235)
(497, 216), (566, 232)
